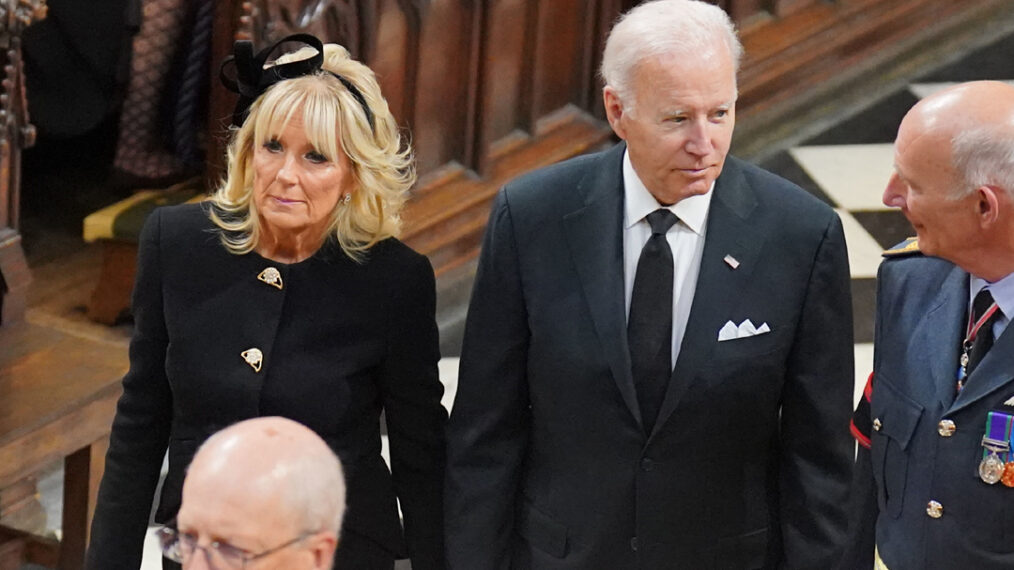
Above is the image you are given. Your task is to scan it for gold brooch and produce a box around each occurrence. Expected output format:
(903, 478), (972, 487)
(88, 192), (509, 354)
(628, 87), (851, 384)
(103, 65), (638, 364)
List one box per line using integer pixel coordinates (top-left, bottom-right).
(241, 348), (263, 372)
(257, 267), (283, 290)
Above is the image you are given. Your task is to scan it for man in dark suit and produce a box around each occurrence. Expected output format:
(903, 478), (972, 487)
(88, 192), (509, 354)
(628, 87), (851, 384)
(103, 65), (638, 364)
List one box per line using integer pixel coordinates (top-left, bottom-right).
(445, 1), (854, 568)
(841, 81), (1014, 570)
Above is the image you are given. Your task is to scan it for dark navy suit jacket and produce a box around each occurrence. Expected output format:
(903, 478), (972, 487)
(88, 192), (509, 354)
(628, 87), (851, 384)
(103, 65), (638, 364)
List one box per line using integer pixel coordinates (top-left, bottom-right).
(446, 144), (854, 569)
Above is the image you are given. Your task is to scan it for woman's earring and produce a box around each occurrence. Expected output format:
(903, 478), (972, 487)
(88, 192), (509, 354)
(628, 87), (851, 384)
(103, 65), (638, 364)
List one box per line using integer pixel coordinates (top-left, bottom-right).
(341, 193), (351, 204)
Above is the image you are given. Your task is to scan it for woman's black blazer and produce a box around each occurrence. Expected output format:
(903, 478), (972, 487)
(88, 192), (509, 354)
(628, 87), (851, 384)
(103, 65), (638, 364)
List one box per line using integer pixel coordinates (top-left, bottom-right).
(85, 203), (446, 569)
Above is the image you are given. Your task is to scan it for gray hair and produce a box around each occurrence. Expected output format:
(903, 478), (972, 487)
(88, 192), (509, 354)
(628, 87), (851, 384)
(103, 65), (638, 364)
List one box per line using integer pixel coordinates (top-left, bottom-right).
(600, 0), (743, 105)
(951, 125), (1014, 199)
(283, 442), (346, 535)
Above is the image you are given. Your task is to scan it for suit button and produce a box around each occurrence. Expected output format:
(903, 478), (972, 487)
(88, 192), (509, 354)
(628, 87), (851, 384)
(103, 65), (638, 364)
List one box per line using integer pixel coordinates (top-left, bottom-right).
(630, 537), (639, 551)
(873, 418), (882, 431)
(641, 458), (654, 472)
(926, 501), (943, 518)
(938, 419), (956, 437)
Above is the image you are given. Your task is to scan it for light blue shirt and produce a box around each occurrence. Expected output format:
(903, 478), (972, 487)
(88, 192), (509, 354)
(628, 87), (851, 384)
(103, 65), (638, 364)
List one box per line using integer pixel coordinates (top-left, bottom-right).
(969, 270), (1014, 338)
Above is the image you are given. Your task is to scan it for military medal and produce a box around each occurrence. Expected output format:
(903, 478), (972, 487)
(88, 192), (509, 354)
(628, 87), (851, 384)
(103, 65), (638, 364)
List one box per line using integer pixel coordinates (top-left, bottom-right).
(980, 412), (1013, 484)
(1005, 417), (1014, 487)
(979, 450), (1005, 484)
(1002, 462), (1014, 487)
(957, 299), (1000, 392)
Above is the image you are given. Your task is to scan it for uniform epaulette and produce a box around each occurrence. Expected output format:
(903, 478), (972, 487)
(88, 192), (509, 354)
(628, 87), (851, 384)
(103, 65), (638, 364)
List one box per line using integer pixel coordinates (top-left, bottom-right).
(882, 237), (921, 258)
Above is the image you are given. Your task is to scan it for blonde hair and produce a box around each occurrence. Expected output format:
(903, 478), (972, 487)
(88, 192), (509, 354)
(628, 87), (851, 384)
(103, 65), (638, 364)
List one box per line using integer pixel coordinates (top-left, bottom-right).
(210, 43), (415, 261)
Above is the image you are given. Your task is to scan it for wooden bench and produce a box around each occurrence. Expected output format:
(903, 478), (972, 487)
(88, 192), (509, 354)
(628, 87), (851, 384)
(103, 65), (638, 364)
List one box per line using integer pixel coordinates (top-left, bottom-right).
(82, 179), (204, 325)
(0, 321), (127, 569)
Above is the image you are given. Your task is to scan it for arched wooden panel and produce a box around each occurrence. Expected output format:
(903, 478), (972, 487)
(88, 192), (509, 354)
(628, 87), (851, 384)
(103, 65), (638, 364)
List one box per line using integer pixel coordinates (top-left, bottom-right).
(529, 0), (592, 126)
(410, 0), (477, 173)
(476, 0), (535, 162)
(371, 0), (417, 130)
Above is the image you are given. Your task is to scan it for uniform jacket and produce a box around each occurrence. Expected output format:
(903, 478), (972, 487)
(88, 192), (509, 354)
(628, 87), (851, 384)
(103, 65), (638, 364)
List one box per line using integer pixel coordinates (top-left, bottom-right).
(86, 203), (446, 569)
(445, 143), (855, 569)
(840, 250), (1014, 569)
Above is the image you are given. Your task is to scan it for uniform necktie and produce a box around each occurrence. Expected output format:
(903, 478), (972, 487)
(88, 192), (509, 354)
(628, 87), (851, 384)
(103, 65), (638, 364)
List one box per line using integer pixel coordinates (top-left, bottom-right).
(628, 209), (678, 433)
(965, 289), (1003, 378)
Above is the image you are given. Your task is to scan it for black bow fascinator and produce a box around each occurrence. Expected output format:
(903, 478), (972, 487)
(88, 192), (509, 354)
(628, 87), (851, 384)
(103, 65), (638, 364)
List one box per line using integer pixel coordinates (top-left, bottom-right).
(219, 33), (375, 131)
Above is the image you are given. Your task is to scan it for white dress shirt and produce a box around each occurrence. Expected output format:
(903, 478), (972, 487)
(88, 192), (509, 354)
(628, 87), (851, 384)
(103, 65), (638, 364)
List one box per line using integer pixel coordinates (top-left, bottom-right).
(970, 270), (1014, 339)
(622, 149), (713, 368)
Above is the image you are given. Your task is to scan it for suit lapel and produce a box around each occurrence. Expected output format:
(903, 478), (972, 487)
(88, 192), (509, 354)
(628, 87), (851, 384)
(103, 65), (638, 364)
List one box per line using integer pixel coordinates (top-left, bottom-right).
(650, 158), (764, 439)
(904, 266), (967, 411)
(563, 144), (642, 427)
(950, 282), (1014, 414)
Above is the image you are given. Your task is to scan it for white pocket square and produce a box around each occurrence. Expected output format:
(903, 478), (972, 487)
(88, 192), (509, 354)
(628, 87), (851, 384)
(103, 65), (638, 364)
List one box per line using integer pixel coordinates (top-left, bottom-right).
(718, 319), (771, 341)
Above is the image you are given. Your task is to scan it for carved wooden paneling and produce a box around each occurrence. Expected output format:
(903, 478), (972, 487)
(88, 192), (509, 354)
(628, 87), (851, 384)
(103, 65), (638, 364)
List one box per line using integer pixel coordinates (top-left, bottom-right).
(721, 0), (767, 24)
(371, 0), (417, 131)
(238, 0), (375, 59)
(411, 1), (477, 173)
(476, 0), (533, 159)
(210, 0), (1010, 276)
(733, 0), (1006, 139)
(529, 0), (591, 126)
(0, 0), (45, 326)
(772, 0), (819, 18)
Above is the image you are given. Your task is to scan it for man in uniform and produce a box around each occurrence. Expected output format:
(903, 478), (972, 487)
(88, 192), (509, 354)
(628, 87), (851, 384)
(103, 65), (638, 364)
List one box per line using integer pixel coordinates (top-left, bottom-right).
(842, 80), (1014, 569)
(445, 1), (855, 568)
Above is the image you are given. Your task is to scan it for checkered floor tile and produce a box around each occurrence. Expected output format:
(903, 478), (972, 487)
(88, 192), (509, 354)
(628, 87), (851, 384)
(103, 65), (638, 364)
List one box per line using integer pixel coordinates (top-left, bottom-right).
(762, 65), (1014, 396)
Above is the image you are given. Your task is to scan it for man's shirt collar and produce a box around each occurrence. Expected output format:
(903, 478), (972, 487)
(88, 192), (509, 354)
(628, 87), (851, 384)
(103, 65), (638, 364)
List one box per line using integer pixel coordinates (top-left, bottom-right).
(622, 149), (713, 235)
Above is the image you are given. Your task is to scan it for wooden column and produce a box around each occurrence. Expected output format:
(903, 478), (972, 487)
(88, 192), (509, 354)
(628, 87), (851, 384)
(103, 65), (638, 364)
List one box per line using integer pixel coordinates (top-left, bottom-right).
(58, 438), (108, 570)
(0, 0), (44, 328)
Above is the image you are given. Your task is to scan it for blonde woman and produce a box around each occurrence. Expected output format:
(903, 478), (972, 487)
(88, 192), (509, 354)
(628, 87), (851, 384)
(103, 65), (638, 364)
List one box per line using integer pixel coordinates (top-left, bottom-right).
(87, 34), (445, 570)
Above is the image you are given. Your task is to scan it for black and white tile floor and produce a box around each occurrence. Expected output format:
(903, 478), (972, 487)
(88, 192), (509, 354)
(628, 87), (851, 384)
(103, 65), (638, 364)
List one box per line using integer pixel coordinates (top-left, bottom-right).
(759, 27), (1014, 411)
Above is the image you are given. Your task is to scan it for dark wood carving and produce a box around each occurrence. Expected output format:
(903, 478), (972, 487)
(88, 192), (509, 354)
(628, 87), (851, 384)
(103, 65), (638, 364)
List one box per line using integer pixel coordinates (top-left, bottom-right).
(0, 0), (45, 327)
(209, 0), (1010, 276)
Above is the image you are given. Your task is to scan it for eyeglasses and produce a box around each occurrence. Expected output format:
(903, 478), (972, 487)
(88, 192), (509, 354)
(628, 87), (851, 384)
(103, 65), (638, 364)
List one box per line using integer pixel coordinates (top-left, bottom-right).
(156, 526), (315, 568)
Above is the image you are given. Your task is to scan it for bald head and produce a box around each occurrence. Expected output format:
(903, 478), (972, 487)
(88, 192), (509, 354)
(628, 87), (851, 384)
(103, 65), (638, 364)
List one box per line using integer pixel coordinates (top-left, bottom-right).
(885, 81), (1014, 279)
(177, 417), (344, 569)
(901, 81), (1014, 198)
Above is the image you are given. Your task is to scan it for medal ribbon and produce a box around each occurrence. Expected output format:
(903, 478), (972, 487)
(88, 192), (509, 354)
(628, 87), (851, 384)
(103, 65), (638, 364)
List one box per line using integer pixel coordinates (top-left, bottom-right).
(966, 300), (1000, 344)
(983, 411), (1013, 460)
(1010, 416), (1014, 464)
(958, 299), (1001, 390)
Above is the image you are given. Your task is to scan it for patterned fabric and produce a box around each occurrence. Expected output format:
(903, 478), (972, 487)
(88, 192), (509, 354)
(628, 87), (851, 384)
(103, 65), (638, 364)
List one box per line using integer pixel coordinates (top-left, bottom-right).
(112, 0), (190, 180)
(171, 0), (214, 165)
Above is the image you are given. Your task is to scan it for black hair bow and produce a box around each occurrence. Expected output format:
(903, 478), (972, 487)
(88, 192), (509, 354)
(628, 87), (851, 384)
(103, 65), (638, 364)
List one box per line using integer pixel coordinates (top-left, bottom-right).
(219, 33), (375, 132)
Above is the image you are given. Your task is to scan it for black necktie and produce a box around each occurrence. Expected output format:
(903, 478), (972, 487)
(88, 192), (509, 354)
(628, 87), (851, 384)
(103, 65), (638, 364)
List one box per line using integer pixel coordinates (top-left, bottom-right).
(628, 209), (678, 433)
(966, 289), (1003, 377)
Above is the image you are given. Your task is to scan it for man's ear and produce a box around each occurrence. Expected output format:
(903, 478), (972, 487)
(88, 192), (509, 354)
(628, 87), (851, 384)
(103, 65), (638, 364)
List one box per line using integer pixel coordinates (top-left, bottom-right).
(309, 531), (338, 569)
(976, 185), (1003, 228)
(603, 86), (627, 140)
